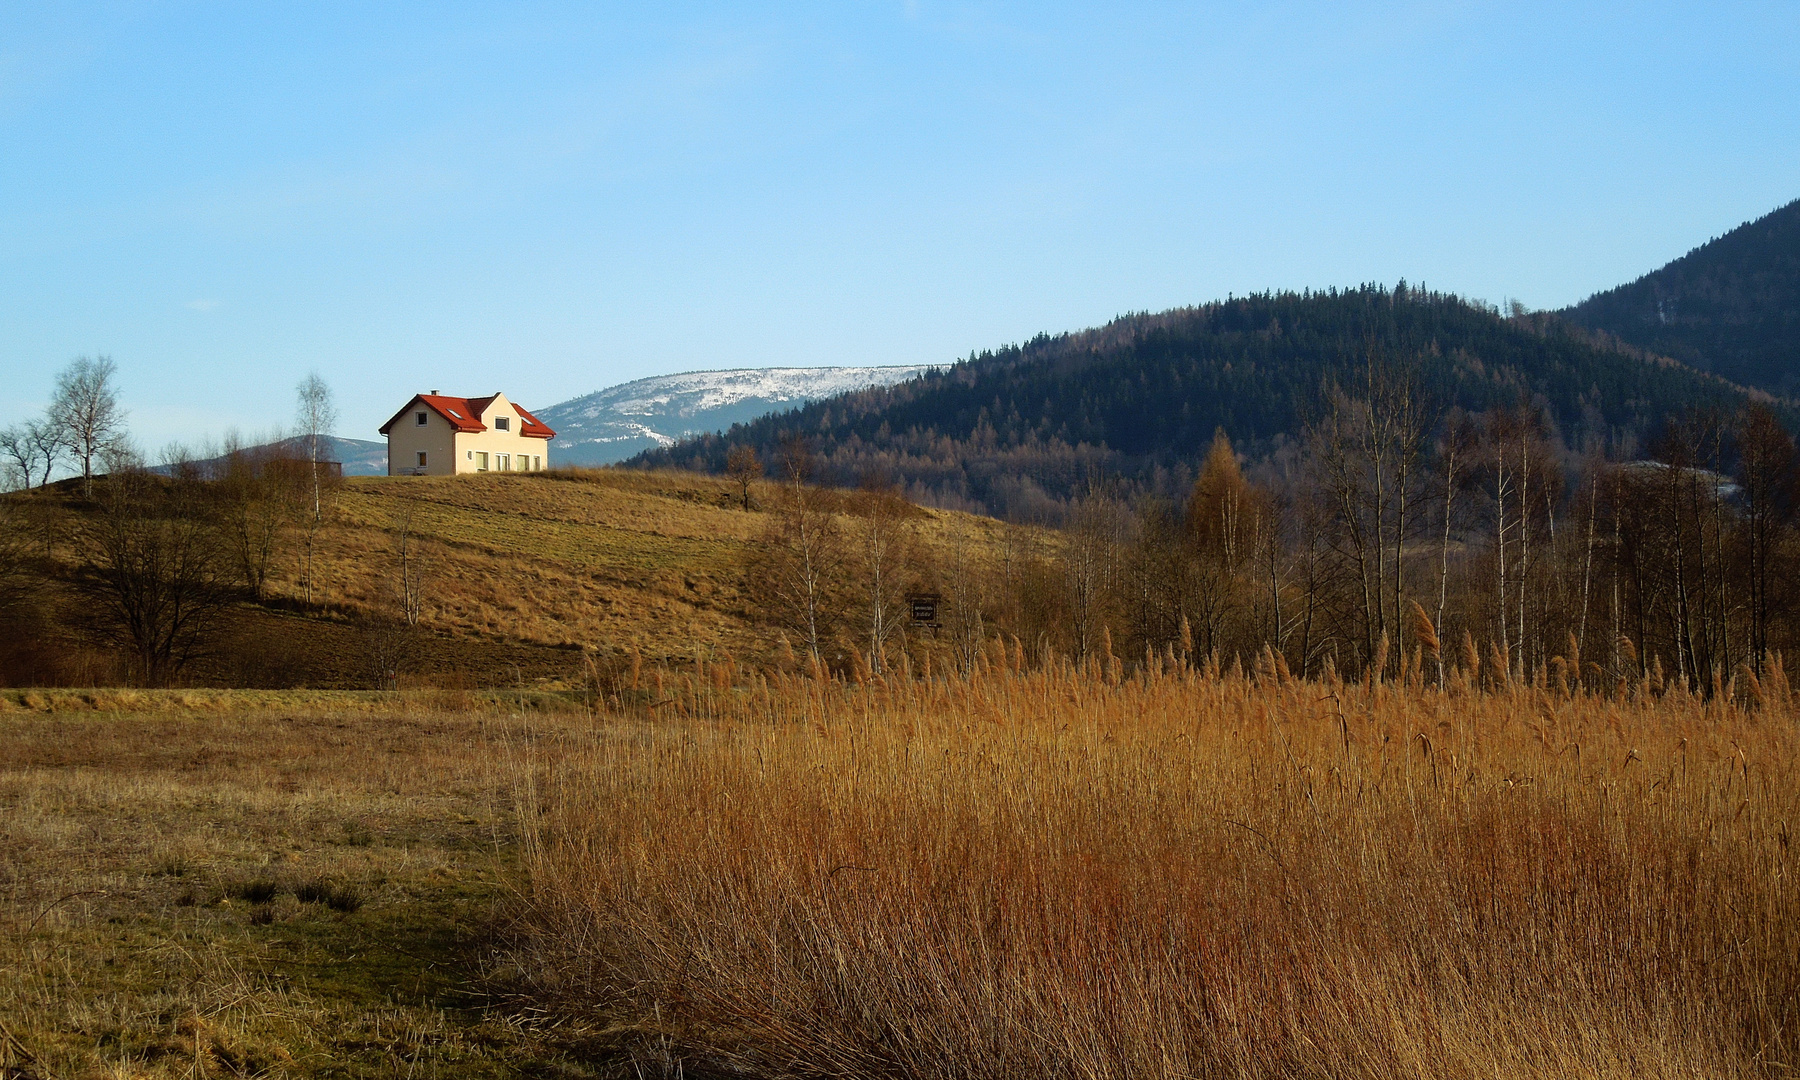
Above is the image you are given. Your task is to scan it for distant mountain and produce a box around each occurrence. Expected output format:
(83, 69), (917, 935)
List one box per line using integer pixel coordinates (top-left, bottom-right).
(536, 366), (937, 466)
(633, 287), (1768, 521)
(318, 436), (389, 476)
(161, 435), (389, 477)
(1562, 199), (1800, 395)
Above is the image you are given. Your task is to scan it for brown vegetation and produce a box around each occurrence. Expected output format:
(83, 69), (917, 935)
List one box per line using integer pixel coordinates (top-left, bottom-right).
(517, 658), (1800, 1078)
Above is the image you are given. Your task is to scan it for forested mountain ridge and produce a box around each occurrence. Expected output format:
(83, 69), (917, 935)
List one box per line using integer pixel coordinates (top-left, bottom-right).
(1562, 198), (1800, 395)
(634, 286), (1763, 519)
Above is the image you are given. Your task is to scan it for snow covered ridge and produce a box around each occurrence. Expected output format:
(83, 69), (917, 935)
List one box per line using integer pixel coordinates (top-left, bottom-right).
(536, 366), (937, 466)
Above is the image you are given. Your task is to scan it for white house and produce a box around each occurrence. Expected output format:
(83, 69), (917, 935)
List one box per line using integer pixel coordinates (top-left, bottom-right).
(379, 391), (556, 476)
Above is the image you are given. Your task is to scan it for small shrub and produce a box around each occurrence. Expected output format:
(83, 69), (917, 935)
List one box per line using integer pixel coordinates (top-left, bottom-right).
(294, 879), (330, 905)
(247, 904), (275, 926)
(324, 887), (364, 914)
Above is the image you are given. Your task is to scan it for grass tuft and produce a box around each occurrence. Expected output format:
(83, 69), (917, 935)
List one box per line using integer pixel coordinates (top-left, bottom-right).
(230, 879), (278, 905)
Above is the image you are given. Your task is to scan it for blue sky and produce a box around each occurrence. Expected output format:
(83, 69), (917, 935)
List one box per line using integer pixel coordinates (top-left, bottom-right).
(2, 2), (1797, 453)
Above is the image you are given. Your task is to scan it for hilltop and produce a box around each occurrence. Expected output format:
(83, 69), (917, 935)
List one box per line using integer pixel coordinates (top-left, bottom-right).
(1562, 198), (1800, 395)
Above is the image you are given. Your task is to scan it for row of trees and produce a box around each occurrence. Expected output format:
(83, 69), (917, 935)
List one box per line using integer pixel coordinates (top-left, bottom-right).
(752, 364), (1800, 696)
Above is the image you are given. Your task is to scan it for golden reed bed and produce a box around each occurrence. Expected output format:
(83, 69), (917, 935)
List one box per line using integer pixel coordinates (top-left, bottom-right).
(515, 651), (1800, 1079)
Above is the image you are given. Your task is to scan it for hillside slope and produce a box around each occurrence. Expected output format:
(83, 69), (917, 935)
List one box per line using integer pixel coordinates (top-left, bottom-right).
(4, 469), (1028, 689)
(634, 286), (1760, 519)
(1562, 198), (1800, 395)
(539, 366), (936, 465)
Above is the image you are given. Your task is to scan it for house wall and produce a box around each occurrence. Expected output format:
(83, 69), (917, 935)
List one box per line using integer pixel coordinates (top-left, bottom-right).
(448, 393), (551, 474)
(385, 408), (459, 476)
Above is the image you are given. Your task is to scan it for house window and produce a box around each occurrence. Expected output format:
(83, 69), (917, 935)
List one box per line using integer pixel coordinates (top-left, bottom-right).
(476, 452), (488, 471)
(497, 453), (510, 471)
(495, 417), (510, 431)
(534, 456), (542, 471)
(416, 411), (427, 426)
(417, 452), (428, 467)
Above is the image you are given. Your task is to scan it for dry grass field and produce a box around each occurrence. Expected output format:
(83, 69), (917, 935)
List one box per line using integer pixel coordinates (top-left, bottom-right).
(9, 651), (1798, 1077)
(517, 657), (1800, 1079)
(0, 691), (619, 1079)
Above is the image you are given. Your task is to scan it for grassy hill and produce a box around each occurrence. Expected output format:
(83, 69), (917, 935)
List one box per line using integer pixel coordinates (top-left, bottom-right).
(3, 468), (1031, 690)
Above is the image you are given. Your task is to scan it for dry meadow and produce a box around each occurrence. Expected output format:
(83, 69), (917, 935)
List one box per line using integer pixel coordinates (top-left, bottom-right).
(0, 690), (613, 1079)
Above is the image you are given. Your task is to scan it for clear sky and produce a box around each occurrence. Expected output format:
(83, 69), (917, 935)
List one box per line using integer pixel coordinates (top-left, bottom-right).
(3, 2), (1797, 453)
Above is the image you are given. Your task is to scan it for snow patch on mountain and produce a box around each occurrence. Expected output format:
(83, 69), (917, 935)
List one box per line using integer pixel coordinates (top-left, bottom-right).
(537, 366), (936, 465)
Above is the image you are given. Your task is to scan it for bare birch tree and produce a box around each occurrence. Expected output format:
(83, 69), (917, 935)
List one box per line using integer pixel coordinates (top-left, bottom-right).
(50, 356), (125, 498)
(848, 476), (915, 675)
(752, 437), (843, 668)
(295, 373), (339, 604)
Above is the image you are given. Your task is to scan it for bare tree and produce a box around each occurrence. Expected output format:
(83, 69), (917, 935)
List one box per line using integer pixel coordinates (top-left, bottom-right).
(1064, 483), (1126, 663)
(50, 356), (125, 498)
(295, 373), (339, 603)
(942, 531), (989, 676)
(392, 501), (429, 627)
(24, 420), (65, 489)
(751, 437), (843, 668)
(1737, 403), (1796, 672)
(211, 431), (301, 600)
(848, 475), (916, 675)
(0, 427), (32, 491)
(82, 449), (232, 686)
(726, 444), (762, 510)
(1433, 411), (1473, 684)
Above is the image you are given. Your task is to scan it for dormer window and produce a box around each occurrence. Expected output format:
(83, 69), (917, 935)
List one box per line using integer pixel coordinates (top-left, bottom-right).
(495, 417), (510, 431)
(415, 411), (427, 425)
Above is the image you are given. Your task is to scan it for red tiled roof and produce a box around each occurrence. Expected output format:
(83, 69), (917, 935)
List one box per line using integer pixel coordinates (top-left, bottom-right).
(378, 393), (555, 439)
(512, 404), (555, 439)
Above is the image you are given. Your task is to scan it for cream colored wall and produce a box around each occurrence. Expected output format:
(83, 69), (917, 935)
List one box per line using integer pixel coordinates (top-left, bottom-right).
(385, 406), (459, 476)
(450, 393), (551, 474)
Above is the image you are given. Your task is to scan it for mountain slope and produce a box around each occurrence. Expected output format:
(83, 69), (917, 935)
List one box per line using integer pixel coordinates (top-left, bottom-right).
(1562, 199), (1800, 394)
(538, 366), (936, 466)
(633, 286), (1764, 520)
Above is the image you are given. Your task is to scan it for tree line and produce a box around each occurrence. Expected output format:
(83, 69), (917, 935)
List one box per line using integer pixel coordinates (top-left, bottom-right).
(750, 362), (1800, 696)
